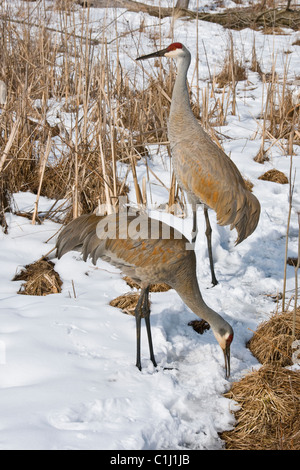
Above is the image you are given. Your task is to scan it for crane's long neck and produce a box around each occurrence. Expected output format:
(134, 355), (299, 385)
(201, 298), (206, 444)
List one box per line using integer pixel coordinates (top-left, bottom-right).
(171, 264), (228, 334)
(169, 52), (194, 123)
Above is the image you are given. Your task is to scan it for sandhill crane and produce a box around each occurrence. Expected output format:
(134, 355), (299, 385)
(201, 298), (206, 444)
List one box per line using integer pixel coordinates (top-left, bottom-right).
(56, 212), (233, 377)
(137, 43), (261, 286)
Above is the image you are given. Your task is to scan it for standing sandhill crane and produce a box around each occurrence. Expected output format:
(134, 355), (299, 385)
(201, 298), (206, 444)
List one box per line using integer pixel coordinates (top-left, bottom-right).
(56, 212), (233, 377)
(137, 43), (261, 286)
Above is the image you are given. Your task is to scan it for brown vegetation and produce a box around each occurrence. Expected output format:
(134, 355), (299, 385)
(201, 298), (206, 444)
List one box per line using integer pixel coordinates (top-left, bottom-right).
(13, 259), (62, 296)
(221, 365), (300, 450)
(75, 1), (300, 32)
(247, 308), (300, 366)
(109, 277), (171, 315)
(258, 169), (289, 184)
(0, 3), (179, 224)
(110, 292), (141, 315)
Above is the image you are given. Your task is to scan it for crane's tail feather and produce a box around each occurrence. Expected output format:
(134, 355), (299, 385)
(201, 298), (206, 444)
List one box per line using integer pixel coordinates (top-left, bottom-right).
(234, 191), (260, 245)
(216, 190), (260, 245)
(56, 214), (102, 261)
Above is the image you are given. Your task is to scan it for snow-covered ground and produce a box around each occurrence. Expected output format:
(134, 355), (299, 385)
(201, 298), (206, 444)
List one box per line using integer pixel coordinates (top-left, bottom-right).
(0, 0), (299, 450)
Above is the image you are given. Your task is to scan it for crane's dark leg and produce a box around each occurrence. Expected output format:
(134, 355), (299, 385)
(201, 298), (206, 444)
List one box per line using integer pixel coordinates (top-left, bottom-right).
(204, 207), (218, 286)
(135, 286), (157, 370)
(142, 287), (157, 368)
(135, 290), (144, 370)
(191, 209), (198, 244)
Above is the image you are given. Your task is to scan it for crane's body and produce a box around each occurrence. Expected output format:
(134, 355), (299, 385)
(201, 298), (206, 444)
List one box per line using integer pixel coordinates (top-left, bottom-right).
(137, 43), (260, 286)
(56, 212), (233, 377)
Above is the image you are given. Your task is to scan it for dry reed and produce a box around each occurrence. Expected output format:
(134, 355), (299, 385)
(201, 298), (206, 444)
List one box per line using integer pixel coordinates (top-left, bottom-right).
(0, 1), (184, 221)
(215, 34), (247, 117)
(3, 2), (295, 227)
(255, 56), (300, 162)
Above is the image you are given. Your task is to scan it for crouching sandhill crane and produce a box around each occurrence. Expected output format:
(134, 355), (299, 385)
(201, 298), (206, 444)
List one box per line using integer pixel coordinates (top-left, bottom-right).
(56, 212), (233, 378)
(137, 43), (261, 286)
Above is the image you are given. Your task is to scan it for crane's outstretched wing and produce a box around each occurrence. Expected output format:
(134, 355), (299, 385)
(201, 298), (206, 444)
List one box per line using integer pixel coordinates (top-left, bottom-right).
(56, 212), (194, 285)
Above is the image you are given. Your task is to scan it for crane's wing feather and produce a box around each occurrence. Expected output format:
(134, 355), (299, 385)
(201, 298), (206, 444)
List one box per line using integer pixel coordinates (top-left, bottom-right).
(56, 213), (192, 285)
(171, 130), (260, 244)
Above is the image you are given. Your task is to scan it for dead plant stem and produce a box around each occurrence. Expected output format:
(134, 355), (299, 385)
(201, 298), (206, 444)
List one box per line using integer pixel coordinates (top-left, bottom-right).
(0, 117), (21, 173)
(293, 213), (300, 337)
(283, 156), (295, 312)
(32, 132), (52, 225)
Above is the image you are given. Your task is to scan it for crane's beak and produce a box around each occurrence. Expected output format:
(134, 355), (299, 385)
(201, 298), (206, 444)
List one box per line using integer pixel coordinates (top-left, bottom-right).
(136, 47), (169, 61)
(223, 344), (231, 379)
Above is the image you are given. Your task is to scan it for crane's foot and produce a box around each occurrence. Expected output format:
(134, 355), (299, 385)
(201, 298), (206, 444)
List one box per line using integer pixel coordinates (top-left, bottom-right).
(206, 275), (218, 288)
(135, 361), (178, 372)
(135, 353), (157, 371)
(151, 357), (157, 368)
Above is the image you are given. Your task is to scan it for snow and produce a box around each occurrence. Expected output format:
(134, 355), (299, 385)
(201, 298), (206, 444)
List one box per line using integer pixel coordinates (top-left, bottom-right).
(0, 0), (299, 450)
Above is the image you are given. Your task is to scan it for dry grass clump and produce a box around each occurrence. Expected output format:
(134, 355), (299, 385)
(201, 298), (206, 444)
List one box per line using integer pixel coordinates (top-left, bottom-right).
(247, 308), (300, 367)
(287, 257), (298, 267)
(221, 365), (300, 450)
(123, 276), (171, 293)
(109, 292), (141, 316)
(188, 319), (210, 334)
(13, 259), (62, 296)
(222, 307), (300, 449)
(149, 283), (171, 293)
(258, 169), (288, 184)
(110, 277), (171, 315)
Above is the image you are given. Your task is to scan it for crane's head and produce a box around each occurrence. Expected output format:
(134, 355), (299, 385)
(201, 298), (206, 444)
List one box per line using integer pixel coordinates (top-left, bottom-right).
(136, 42), (188, 61)
(213, 325), (233, 379)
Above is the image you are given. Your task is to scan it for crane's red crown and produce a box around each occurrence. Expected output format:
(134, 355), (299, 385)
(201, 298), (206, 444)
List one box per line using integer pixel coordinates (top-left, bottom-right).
(167, 43), (183, 52)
